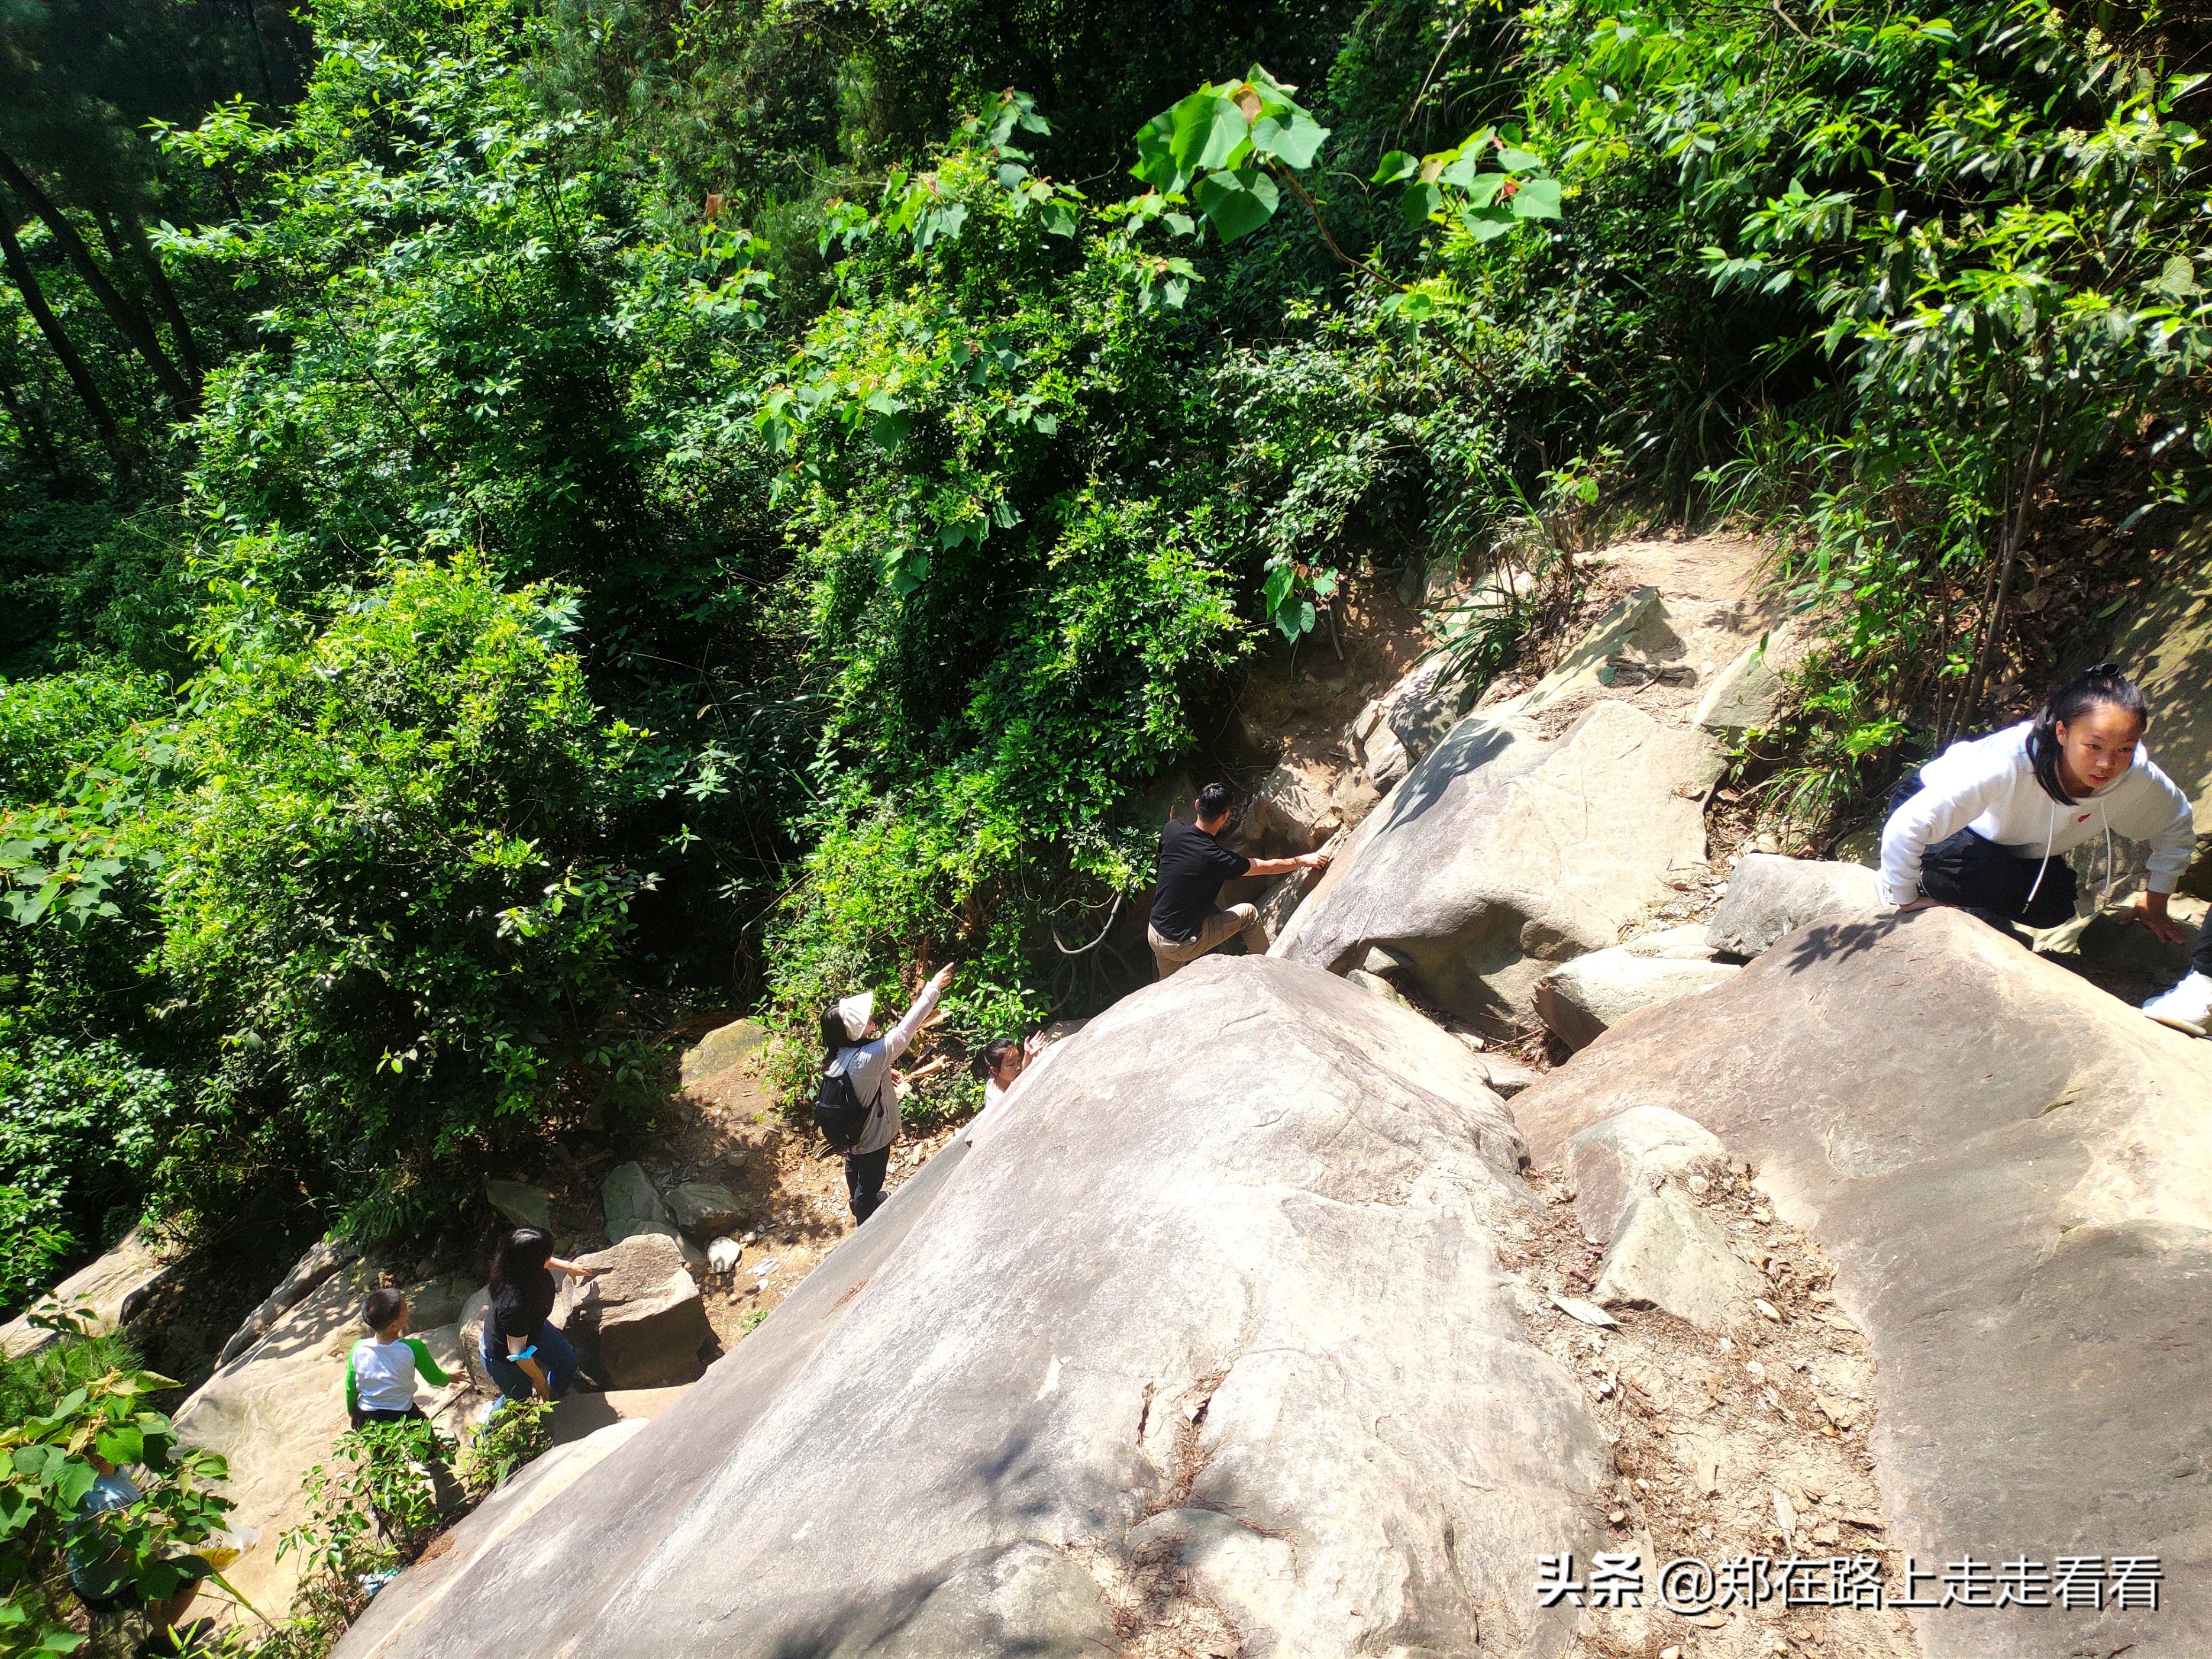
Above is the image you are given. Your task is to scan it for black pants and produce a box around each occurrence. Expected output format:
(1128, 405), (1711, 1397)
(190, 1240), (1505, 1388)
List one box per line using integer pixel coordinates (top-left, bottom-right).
(845, 1145), (890, 1223)
(1920, 828), (2079, 930)
(350, 1404), (429, 1431)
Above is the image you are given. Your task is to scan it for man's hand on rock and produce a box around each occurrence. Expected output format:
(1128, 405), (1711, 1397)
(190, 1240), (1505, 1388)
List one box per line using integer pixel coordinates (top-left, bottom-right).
(1302, 850), (1332, 870)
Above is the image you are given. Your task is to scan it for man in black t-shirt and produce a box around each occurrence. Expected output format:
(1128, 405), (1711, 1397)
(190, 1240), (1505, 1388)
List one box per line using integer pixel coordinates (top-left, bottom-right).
(1147, 782), (1332, 979)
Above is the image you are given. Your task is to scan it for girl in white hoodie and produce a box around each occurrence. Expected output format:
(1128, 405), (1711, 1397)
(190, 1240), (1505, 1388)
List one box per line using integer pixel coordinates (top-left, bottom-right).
(1881, 663), (2210, 1034)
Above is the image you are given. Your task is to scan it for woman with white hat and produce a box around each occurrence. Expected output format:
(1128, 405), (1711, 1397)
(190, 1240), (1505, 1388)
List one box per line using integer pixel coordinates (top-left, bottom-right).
(820, 961), (956, 1222)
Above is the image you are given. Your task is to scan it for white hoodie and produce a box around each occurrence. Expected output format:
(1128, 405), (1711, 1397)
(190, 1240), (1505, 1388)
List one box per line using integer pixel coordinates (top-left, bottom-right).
(1880, 720), (2195, 907)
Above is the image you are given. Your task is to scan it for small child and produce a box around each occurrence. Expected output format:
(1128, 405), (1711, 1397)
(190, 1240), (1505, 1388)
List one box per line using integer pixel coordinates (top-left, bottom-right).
(346, 1286), (451, 1429)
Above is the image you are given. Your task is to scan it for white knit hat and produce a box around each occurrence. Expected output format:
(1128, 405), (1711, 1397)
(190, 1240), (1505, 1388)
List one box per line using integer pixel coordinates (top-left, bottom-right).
(836, 992), (876, 1042)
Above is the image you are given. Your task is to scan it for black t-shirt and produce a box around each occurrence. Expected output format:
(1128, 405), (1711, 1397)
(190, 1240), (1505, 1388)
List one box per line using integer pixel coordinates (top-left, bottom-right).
(1149, 819), (1252, 943)
(486, 1270), (556, 1352)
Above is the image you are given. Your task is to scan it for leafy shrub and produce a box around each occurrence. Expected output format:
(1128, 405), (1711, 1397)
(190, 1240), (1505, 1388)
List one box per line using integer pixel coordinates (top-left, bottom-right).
(0, 1344), (235, 1659)
(0, 1038), (177, 1315)
(456, 1396), (551, 1499)
(153, 553), (657, 1239)
(269, 1417), (453, 1659)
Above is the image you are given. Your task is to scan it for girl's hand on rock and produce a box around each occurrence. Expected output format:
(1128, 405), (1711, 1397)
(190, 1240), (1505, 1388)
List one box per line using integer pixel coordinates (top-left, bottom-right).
(1897, 896), (1937, 913)
(2127, 893), (2190, 945)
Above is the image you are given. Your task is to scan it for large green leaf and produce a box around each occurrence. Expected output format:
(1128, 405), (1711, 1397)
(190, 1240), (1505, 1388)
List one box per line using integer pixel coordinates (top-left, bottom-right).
(1252, 111), (1328, 170)
(1169, 93), (1251, 176)
(1193, 168), (1281, 242)
(1510, 178), (1563, 220)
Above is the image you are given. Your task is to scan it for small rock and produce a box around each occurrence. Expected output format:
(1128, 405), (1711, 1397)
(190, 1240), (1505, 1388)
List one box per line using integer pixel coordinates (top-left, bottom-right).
(1590, 1186), (1766, 1331)
(1705, 854), (1883, 957)
(1534, 948), (1739, 1051)
(1567, 1105), (1730, 1246)
(663, 1182), (744, 1240)
(1811, 1521), (1842, 1546)
(1815, 1393), (1856, 1429)
(1753, 1297), (1782, 1322)
(602, 1161), (669, 1240)
(484, 1178), (553, 1230)
(1773, 1489), (1798, 1537)
(1694, 1457), (1719, 1495)
(1661, 1647), (1683, 1659)
(706, 1237), (742, 1274)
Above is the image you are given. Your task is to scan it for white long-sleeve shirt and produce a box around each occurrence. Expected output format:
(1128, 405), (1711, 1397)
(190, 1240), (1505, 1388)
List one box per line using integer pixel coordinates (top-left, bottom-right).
(825, 979), (943, 1156)
(1879, 720), (2195, 906)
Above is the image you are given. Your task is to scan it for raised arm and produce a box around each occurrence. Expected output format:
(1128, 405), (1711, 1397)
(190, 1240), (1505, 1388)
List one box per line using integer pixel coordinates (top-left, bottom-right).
(881, 963), (956, 1064)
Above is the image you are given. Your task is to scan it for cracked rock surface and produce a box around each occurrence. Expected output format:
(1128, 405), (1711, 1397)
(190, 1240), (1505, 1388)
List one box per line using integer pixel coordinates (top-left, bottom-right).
(339, 957), (1613, 1659)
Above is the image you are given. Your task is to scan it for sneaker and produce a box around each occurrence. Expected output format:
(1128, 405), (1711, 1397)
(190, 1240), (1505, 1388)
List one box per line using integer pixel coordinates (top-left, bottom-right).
(2142, 970), (2212, 1037)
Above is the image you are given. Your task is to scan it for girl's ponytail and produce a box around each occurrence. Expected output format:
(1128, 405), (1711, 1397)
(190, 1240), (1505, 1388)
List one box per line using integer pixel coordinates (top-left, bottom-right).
(2027, 661), (2147, 804)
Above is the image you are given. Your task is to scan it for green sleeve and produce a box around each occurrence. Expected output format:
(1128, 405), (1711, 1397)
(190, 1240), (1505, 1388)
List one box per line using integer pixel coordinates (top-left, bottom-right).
(405, 1336), (450, 1386)
(344, 1347), (360, 1415)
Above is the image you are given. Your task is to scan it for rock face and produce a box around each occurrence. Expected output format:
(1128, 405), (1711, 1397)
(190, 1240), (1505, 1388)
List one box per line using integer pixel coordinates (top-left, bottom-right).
(1342, 656), (1464, 795)
(0, 1228), (182, 1358)
(337, 958), (1613, 1659)
(560, 1234), (711, 1389)
(1274, 695), (1719, 1018)
(1533, 947), (1738, 1050)
(1514, 907), (2212, 1656)
(1705, 853), (1884, 957)
(216, 1235), (365, 1367)
(1238, 759), (1341, 856)
(176, 1264), (475, 1624)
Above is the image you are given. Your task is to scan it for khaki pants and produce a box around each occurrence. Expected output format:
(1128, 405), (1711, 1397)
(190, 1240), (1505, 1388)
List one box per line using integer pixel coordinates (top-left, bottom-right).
(1149, 905), (1267, 979)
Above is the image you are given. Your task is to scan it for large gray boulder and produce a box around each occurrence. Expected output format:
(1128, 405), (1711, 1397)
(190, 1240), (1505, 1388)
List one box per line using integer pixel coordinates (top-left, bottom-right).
(661, 1182), (743, 1240)
(1273, 696), (1720, 1018)
(560, 1233), (711, 1389)
(1532, 946), (1738, 1050)
(1705, 852), (1884, 956)
(337, 958), (1612, 1659)
(600, 1161), (669, 1242)
(1514, 906), (2212, 1656)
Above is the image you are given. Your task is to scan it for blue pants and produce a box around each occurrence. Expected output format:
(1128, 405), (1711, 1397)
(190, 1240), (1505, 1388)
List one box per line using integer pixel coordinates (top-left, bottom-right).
(482, 1319), (579, 1402)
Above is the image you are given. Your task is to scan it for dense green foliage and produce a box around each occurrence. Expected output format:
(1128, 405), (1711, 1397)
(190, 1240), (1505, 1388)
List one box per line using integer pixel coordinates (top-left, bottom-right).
(1, 0), (2203, 1310)
(0, 1332), (235, 1658)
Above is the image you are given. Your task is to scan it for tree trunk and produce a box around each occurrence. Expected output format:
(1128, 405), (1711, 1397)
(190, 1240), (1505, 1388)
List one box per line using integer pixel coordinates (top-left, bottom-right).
(0, 207), (128, 474)
(0, 147), (198, 412)
(104, 199), (204, 382)
(0, 362), (69, 482)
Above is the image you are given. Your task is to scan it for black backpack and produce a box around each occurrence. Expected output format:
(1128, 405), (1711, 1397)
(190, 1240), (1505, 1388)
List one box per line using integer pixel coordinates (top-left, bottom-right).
(815, 1058), (875, 1150)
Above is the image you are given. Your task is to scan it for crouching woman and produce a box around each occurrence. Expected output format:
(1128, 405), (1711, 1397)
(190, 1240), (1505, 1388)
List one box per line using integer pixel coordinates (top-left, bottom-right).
(481, 1225), (597, 1403)
(1880, 662), (2212, 1032)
